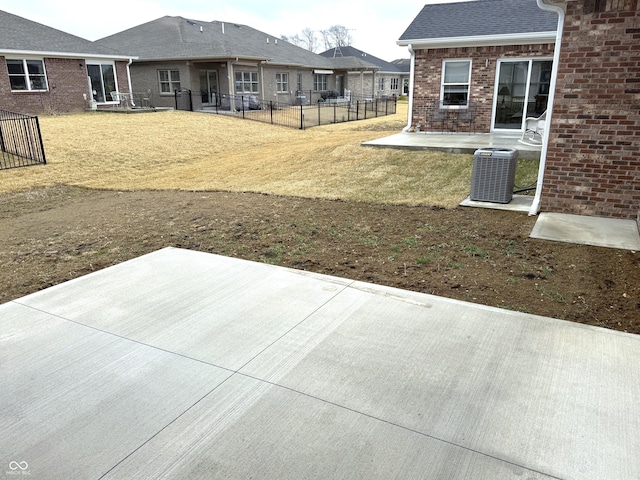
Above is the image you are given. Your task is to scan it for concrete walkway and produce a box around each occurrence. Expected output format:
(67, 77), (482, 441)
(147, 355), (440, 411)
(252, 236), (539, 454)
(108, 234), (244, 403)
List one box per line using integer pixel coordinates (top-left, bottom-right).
(2, 247), (639, 479)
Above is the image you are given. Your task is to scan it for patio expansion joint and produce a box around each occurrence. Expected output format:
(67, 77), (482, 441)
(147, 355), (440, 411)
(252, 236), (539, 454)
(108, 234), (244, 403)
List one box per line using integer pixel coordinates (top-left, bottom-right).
(236, 373), (564, 480)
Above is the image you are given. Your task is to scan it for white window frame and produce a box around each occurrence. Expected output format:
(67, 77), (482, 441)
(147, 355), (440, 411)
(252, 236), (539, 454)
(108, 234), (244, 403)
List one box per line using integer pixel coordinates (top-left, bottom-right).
(276, 73), (289, 93)
(235, 71), (259, 93)
(313, 74), (327, 92)
(441, 59), (472, 108)
(378, 77), (385, 91)
(390, 78), (399, 91)
(6, 58), (48, 92)
(158, 70), (181, 95)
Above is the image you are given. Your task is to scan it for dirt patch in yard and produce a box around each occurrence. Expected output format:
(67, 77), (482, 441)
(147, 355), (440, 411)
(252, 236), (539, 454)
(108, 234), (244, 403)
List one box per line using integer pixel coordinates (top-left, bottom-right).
(1, 185), (638, 334)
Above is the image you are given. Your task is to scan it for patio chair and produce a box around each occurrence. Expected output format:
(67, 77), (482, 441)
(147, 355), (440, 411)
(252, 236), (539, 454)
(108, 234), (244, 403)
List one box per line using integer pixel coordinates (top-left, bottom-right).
(520, 110), (547, 145)
(454, 101), (476, 134)
(429, 100), (447, 133)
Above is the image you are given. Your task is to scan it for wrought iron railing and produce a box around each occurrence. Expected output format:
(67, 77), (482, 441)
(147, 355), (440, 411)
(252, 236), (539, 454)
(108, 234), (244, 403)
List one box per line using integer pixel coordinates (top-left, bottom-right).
(199, 93), (397, 130)
(0, 110), (46, 170)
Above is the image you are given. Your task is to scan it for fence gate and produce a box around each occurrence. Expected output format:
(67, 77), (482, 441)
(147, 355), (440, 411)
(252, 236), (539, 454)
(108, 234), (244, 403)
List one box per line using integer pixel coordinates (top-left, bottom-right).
(174, 89), (193, 111)
(0, 109), (46, 170)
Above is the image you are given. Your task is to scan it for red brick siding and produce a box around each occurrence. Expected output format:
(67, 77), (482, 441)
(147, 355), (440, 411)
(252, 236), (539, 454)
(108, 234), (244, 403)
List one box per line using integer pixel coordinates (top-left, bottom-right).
(411, 44), (554, 132)
(0, 57), (130, 115)
(541, 0), (640, 219)
(115, 61), (130, 95)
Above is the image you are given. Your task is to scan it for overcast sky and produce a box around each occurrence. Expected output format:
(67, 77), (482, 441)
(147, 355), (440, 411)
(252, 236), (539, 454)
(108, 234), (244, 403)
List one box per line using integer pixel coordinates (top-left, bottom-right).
(0, 0), (468, 61)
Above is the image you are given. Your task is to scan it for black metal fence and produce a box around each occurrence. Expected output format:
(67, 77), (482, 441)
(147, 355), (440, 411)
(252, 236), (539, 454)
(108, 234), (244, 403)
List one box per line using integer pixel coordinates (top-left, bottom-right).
(199, 93), (397, 129)
(0, 110), (46, 170)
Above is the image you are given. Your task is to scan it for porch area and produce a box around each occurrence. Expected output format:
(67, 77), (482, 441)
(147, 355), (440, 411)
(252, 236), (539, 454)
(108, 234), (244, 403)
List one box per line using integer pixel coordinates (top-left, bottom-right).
(362, 132), (542, 160)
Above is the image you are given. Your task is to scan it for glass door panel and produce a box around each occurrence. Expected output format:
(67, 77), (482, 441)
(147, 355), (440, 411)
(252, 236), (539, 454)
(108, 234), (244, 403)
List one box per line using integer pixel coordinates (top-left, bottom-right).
(199, 70), (219, 105)
(493, 59), (552, 131)
(494, 61), (529, 130)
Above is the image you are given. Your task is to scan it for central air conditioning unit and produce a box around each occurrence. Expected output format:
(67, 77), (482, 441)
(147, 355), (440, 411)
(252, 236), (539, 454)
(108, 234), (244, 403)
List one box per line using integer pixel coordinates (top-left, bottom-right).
(470, 148), (519, 203)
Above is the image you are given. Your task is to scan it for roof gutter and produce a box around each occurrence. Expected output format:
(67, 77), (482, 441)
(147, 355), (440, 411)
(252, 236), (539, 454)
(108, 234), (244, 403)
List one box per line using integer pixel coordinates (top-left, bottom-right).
(402, 44), (415, 133)
(0, 48), (135, 61)
(396, 31), (556, 50)
(529, 0), (566, 216)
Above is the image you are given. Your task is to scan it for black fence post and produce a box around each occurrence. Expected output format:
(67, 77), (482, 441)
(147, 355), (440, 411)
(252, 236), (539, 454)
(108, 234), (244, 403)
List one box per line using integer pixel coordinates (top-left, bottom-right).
(0, 119), (5, 153)
(317, 102), (321, 126)
(35, 116), (46, 164)
(300, 104), (304, 130)
(270, 101), (273, 124)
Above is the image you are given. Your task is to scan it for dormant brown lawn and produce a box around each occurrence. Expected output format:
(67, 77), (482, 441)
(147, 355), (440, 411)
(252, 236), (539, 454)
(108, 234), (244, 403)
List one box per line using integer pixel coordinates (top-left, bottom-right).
(0, 103), (537, 207)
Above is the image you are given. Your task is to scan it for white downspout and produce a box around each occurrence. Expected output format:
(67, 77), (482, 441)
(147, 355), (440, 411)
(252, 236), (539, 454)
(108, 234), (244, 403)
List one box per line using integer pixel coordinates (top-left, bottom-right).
(402, 44), (415, 132)
(529, 0), (566, 216)
(126, 58), (134, 106)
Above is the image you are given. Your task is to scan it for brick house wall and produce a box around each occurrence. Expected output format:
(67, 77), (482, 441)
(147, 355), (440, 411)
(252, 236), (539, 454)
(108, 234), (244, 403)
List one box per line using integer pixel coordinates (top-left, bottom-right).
(541, 0), (640, 219)
(0, 57), (91, 114)
(0, 57), (131, 115)
(411, 44), (555, 132)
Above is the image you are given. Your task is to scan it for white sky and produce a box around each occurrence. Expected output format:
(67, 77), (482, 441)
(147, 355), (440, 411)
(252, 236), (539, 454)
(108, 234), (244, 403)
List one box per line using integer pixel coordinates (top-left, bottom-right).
(0, 0), (467, 61)
(0, 0), (436, 61)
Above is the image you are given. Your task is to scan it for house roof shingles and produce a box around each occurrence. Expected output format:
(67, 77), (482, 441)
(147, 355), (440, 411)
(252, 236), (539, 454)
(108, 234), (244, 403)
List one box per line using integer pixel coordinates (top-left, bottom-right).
(0, 9), (127, 57)
(319, 46), (408, 73)
(399, 0), (558, 42)
(97, 16), (356, 70)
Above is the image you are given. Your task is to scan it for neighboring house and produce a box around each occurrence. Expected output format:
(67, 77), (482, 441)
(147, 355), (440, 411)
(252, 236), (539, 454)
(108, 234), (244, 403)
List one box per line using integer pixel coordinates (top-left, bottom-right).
(95, 17), (381, 110)
(398, 0), (639, 221)
(319, 46), (410, 99)
(398, 0), (557, 134)
(391, 59), (412, 96)
(0, 10), (135, 115)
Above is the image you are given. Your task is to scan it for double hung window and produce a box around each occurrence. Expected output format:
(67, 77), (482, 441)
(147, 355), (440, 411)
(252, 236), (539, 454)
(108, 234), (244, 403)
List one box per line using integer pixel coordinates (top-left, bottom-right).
(313, 74), (327, 92)
(158, 70), (181, 94)
(7, 59), (47, 91)
(441, 60), (471, 107)
(276, 73), (289, 93)
(235, 72), (259, 93)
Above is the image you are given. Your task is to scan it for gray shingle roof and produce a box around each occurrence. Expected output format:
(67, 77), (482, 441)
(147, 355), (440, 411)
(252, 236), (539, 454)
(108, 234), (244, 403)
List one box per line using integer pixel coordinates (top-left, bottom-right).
(0, 9), (128, 57)
(319, 46), (406, 73)
(399, 0), (558, 42)
(97, 16), (346, 69)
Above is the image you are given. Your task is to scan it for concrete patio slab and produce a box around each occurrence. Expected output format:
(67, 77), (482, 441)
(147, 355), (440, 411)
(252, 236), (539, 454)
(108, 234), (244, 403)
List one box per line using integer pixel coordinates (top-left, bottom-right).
(2, 247), (639, 479)
(101, 374), (555, 480)
(362, 132), (542, 160)
(459, 194), (534, 213)
(531, 212), (640, 251)
(1, 301), (231, 480)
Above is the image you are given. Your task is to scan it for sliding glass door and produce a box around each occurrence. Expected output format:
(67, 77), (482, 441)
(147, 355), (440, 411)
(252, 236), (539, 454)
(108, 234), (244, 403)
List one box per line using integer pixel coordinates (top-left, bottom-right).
(492, 59), (552, 131)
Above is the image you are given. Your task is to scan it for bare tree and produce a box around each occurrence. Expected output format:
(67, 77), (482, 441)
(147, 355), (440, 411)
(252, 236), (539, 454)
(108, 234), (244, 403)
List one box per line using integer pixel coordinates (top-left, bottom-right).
(281, 33), (304, 48)
(301, 28), (318, 53)
(327, 25), (353, 48)
(284, 25), (351, 52)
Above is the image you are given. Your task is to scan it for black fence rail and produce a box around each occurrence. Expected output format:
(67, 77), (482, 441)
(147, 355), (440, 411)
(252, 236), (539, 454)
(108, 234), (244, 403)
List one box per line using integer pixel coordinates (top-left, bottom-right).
(200, 93), (397, 130)
(0, 110), (46, 170)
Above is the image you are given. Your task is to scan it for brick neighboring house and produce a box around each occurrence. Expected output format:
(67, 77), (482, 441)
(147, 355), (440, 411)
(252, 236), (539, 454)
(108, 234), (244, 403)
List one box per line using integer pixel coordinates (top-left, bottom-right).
(319, 46), (411, 99)
(0, 10), (135, 115)
(399, 0), (639, 221)
(95, 16), (381, 110)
